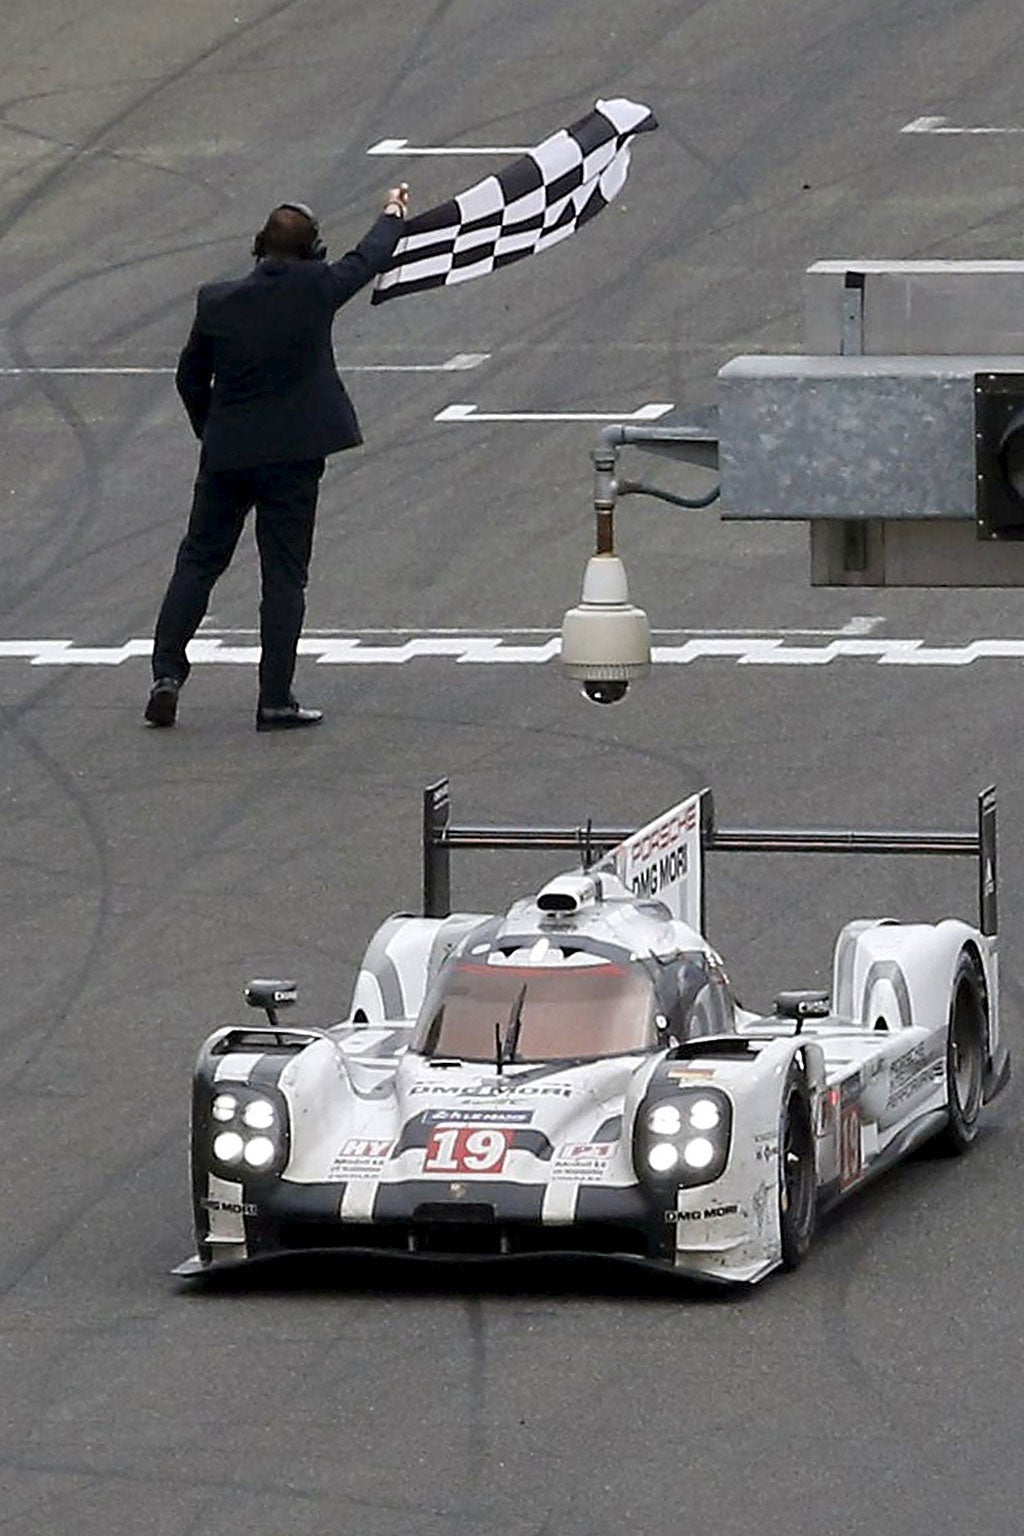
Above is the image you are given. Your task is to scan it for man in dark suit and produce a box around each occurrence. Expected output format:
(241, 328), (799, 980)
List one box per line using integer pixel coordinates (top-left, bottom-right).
(145, 184), (409, 731)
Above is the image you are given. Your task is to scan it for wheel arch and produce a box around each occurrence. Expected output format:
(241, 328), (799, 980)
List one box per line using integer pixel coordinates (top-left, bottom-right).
(349, 911), (491, 1022)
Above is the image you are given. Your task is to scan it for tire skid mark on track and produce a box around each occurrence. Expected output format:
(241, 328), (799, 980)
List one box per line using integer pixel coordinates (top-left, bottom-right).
(0, 10), (323, 630)
(0, 235), (247, 635)
(0, 0), (469, 632)
(0, 728), (280, 1086)
(0, 0), (311, 249)
(463, 1297), (489, 1478)
(816, 972), (1021, 1523)
(8, 743), (330, 1050)
(459, 1), (985, 404)
(231, 0), (466, 232)
(0, 1126), (179, 1304)
(0, 232), (238, 629)
(0, 95), (230, 199)
(0, 718), (114, 1084)
(0, 1448), (475, 1525)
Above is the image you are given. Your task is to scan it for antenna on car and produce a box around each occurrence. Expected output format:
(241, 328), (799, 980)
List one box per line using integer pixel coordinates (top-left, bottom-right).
(494, 1020), (504, 1076)
(578, 816), (595, 870)
(506, 982), (527, 1065)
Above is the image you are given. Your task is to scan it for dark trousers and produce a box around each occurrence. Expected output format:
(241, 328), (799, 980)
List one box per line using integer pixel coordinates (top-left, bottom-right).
(152, 457), (325, 707)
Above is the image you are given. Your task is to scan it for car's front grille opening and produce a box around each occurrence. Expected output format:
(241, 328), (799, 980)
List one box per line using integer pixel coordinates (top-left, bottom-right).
(413, 1202), (497, 1224)
(273, 1219), (652, 1260)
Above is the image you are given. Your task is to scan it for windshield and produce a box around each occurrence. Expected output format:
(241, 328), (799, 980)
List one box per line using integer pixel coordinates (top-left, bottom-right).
(413, 959), (658, 1063)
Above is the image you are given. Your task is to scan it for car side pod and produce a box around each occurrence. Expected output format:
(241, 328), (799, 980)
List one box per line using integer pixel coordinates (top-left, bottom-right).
(244, 978), (298, 1028)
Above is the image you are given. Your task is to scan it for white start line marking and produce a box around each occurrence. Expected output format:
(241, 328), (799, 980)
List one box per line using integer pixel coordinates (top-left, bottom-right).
(367, 137), (531, 156)
(435, 402), (675, 423)
(4, 635), (1024, 667)
(202, 619), (884, 638)
(901, 115), (1024, 135)
(0, 353), (490, 377)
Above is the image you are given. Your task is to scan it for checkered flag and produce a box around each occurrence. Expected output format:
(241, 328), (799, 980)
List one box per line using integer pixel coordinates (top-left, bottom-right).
(370, 98), (657, 305)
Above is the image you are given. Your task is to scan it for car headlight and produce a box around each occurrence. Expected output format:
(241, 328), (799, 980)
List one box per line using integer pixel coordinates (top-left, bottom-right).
(243, 1136), (277, 1169)
(212, 1131), (244, 1164)
(649, 1103), (682, 1136)
(206, 1085), (289, 1175)
(635, 1087), (732, 1188)
(682, 1137), (715, 1169)
(242, 1098), (276, 1130)
(212, 1093), (238, 1123)
(647, 1141), (680, 1172)
(689, 1097), (720, 1131)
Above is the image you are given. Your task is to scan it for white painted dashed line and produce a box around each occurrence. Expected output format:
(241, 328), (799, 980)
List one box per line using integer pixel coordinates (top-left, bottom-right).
(901, 115), (1024, 135)
(0, 353), (490, 377)
(0, 366), (176, 375)
(353, 352), (490, 373)
(3, 635), (1024, 667)
(0, 640), (153, 666)
(435, 402), (675, 423)
(367, 137), (530, 156)
(200, 618), (885, 639)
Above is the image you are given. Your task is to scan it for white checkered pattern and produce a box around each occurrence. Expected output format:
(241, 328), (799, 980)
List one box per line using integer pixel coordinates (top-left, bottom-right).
(370, 98), (657, 304)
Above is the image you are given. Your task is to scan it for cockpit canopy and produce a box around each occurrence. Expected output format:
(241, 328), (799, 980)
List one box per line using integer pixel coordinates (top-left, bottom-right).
(412, 951), (659, 1064)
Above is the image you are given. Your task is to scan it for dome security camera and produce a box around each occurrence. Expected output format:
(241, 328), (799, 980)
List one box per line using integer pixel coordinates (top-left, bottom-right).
(560, 554), (651, 705)
(582, 678), (630, 705)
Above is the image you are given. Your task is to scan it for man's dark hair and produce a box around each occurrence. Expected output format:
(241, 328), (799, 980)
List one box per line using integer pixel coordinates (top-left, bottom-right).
(254, 205), (321, 261)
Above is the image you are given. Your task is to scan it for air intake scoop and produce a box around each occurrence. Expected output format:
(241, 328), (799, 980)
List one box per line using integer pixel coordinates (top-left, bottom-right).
(536, 874), (600, 913)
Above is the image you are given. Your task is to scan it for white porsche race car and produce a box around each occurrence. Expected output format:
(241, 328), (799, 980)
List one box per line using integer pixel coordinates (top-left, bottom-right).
(178, 780), (1008, 1286)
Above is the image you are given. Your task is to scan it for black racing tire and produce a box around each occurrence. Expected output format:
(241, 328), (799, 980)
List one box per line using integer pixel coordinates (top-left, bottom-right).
(934, 950), (988, 1156)
(779, 1060), (817, 1270)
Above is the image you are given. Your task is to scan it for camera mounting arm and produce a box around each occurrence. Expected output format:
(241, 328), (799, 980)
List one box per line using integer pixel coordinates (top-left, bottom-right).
(592, 420), (721, 548)
(560, 416), (720, 705)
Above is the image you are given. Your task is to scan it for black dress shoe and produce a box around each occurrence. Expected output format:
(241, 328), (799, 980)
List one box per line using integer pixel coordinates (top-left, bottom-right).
(144, 677), (181, 727)
(256, 700), (324, 732)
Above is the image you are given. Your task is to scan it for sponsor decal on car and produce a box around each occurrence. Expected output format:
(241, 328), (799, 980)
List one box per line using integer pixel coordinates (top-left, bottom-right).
(595, 792), (703, 925)
(839, 1074), (862, 1189)
(328, 1138), (395, 1180)
(666, 1065), (716, 1082)
(886, 1040), (944, 1109)
(409, 1081), (573, 1099)
(612, 802), (696, 900)
(202, 1197), (257, 1217)
(815, 1086), (840, 1137)
(422, 1107), (533, 1125)
(666, 1203), (739, 1223)
(550, 1143), (615, 1181)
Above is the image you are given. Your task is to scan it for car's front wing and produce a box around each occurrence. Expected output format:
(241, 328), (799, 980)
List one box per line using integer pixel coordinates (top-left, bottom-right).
(177, 1170), (778, 1286)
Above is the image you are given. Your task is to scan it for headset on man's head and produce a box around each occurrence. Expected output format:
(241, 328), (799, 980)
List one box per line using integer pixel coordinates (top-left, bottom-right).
(252, 202), (327, 262)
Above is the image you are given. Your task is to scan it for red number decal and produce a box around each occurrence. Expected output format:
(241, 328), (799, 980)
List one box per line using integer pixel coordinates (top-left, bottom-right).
(839, 1106), (861, 1189)
(424, 1126), (512, 1174)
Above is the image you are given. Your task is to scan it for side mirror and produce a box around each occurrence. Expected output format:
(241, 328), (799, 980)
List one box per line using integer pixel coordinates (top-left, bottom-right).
(245, 978), (298, 1026)
(773, 990), (830, 1030)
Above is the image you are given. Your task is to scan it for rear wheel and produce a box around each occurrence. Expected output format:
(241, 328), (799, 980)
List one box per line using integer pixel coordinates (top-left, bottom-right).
(779, 1061), (817, 1269)
(935, 950), (987, 1156)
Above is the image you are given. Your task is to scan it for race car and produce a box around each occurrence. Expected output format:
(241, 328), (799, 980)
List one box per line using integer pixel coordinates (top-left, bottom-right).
(177, 779), (1008, 1286)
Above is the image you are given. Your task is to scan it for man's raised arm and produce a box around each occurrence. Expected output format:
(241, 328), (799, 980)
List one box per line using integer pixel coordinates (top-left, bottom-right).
(327, 183), (409, 308)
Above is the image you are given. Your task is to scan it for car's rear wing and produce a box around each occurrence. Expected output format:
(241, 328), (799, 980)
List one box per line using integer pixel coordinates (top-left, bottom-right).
(421, 779), (998, 938)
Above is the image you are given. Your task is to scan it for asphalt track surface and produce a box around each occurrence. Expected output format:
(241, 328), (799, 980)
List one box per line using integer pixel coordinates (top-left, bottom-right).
(5, 2), (1024, 1532)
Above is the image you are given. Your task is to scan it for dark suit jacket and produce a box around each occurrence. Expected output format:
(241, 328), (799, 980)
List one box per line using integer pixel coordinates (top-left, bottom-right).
(175, 213), (401, 472)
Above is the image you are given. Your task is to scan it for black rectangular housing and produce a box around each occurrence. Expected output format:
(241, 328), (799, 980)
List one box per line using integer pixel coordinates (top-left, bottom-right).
(975, 370), (1024, 539)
